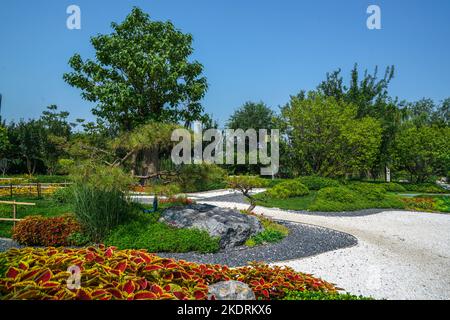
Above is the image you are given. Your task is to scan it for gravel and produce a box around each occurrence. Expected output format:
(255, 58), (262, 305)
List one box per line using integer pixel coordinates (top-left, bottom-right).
(194, 190), (450, 300)
(157, 222), (356, 267)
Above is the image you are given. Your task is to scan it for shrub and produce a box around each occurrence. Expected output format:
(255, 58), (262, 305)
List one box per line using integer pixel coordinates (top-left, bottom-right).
(67, 232), (92, 246)
(227, 176), (269, 212)
(400, 183), (449, 194)
(72, 184), (134, 242)
(159, 196), (194, 206)
(346, 182), (386, 201)
(381, 182), (407, 192)
(297, 176), (340, 190)
(266, 180), (309, 199)
(105, 215), (220, 254)
(12, 215), (81, 247)
(0, 246), (338, 300)
(401, 197), (437, 212)
(283, 290), (373, 300)
(178, 164), (226, 192)
(309, 186), (404, 212)
(245, 212), (289, 247)
(51, 186), (73, 204)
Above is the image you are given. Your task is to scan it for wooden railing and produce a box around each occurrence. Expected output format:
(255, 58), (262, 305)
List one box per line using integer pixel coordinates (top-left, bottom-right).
(0, 200), (36, 227)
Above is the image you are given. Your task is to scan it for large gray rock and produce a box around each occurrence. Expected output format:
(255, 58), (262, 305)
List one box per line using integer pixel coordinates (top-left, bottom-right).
(159, 204), (263, 249)
(208, 281), (256, 300)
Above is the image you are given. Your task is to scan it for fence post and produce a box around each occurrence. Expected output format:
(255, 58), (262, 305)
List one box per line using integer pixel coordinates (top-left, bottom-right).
(12, 201), (17, 228)
(10, 183), (13, 198)
(37, 182), (41, 198)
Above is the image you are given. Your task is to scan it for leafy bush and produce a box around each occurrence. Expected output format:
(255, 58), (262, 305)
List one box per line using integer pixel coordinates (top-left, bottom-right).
(309, 186), (404, 212)
(266, 180), (309, 199)
(12, 215), (80, 246)
(72, 184), (134, 242)
(297, 176), (340, 190)
(401, 197), (437, 212)
(283, 290), (373, 300)
(400, 183), (449, 194)
(245, 212), (289, 247)
(70, 162), (135, 192)
(0, 246), (338, 300)
(159, 196), (194, 206)
(105, 213), (220, 253)
(67, 232), (92, 246)
(178, 164), (226, 192)
(346, 182), (386, 201)
(51, 186), (73, 204)
(381, 182), (407, 192)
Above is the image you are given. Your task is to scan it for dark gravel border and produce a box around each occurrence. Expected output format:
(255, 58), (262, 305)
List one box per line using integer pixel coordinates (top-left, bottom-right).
(201, 193), (402, 217)
(157, 222), (357, 267)
(0, 223), (357, 267)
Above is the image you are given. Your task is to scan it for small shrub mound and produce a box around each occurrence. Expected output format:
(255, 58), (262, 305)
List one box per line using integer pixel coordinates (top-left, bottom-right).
(0, 246), (338, 300)
(12, 215), (80, 247)
(266, 180), (309, 199)
(245, 212), (289, 247)
(51, 187), (73, 204)
(400, 183), (449, 194)
(381, 183), (407, 193)
(105, 213), (220, 254)
(283, 290), (373, 300)
(297, 176), (340, 190)
(309, 186), (404, 212)
(346, 182), (386, 201)
(401, 197), (437, 212)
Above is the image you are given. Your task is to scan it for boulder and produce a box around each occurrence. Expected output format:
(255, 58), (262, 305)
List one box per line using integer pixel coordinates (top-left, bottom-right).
(207, 281), (255, 300)
(159, 204), (263, 249)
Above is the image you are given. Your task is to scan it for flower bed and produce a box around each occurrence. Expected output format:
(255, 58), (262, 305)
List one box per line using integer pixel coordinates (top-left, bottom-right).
(0, 246), (338, 300)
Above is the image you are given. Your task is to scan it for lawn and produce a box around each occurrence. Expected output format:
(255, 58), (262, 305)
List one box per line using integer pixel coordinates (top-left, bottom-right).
(254, 192), (317, 211)
(0, 196), (72, 238)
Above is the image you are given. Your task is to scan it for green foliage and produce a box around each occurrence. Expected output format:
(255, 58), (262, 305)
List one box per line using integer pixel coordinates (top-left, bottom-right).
(345, 182), (387, 201)
(281, 92), (382, 177)
(105, 212), (220, 253)
(266, 180), (309, 199)
(309, 186), (404, 212)
(70, 162), (135, 192)
(245, 213), (289, 247)
(63, 7), (207, 133)
(67, 232), (92, 246)
(381, 182), (407, 192)
(72, 184), (134, 242)
(178, 164), (226, 192)
(283, 290), (373, 300)
(246, 230), (285, 247)
(297, 176), (340, 190)
(51, 186), (73, 204)
(400, 183), (449, 194)
(393, 125), (450, 183)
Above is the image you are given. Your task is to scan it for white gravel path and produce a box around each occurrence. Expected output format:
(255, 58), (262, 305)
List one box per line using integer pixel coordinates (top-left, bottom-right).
(189, 190), (450, 300)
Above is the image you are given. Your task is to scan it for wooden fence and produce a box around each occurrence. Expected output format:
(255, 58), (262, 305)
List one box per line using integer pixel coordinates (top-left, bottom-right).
(0, 182), (71, 198)
(0, 200), (36, 227)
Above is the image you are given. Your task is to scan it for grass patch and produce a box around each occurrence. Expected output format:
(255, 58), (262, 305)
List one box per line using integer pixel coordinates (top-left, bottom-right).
(254, 192), (317, 211)
(105, 210), (220, 253)
(245, 213), (289, 247)
(0, 196), (72, 238)
(283, 290), (373, 300)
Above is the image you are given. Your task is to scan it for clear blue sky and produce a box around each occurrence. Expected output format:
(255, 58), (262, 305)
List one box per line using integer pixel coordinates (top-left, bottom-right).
(1, 0), (449, 127)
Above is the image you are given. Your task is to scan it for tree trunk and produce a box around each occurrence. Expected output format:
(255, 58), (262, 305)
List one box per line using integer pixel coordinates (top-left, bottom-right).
(130, 152), (137, 176)
(141, 147), (160, 176)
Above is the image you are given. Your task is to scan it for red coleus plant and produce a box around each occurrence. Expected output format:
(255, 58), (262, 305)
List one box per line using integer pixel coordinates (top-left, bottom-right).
(12, 215), (81, 247)
(0, 246), (337, 300)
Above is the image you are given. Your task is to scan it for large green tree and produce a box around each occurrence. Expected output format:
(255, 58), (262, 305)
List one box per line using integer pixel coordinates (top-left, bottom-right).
(393, 125), (450, 182)
(281, 93), (382, 177)
(63, 7), (208, 175)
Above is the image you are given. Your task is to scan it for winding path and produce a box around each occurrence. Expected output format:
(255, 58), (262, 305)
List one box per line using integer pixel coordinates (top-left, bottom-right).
(186, 189), (450, 300)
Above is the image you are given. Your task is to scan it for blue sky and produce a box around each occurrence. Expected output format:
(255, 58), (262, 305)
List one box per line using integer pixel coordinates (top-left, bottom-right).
(0, 0), (449, 127)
